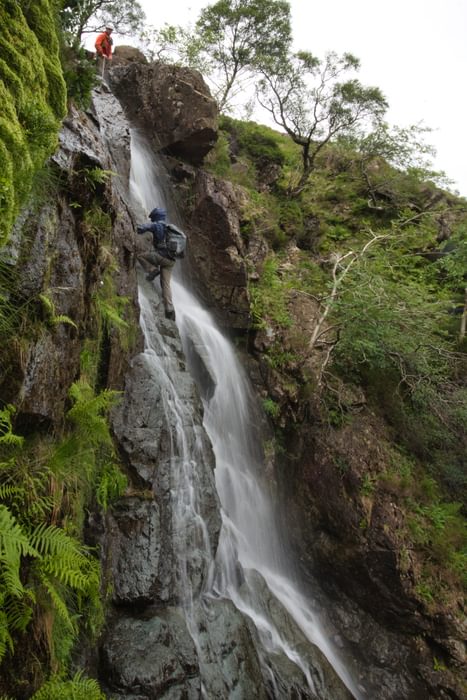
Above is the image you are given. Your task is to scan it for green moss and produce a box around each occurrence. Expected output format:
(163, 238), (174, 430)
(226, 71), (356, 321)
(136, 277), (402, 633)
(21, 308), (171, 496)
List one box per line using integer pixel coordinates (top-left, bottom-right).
(0, 1), (66, 245)
(43, 54), (67, 118)
(0, 56), (25, 104)
(0, 142), (14, 219)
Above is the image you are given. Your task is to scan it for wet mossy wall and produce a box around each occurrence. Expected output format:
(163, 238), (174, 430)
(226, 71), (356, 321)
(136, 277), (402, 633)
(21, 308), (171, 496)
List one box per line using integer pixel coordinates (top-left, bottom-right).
(0, 0), (66, 245)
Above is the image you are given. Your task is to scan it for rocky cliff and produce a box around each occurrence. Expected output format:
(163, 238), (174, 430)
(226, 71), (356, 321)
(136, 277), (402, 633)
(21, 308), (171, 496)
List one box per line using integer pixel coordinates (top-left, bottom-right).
(0, 49), (465, 700)
(110, 59), (466, 700)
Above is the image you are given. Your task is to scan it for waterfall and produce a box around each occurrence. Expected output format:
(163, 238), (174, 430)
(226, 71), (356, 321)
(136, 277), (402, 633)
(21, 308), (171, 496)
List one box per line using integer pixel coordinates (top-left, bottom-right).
(128, 131), (362, 700)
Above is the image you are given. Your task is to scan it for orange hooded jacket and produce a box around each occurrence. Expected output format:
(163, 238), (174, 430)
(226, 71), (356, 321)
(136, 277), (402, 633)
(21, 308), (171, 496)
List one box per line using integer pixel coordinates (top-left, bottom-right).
(95, 31), (113, 58)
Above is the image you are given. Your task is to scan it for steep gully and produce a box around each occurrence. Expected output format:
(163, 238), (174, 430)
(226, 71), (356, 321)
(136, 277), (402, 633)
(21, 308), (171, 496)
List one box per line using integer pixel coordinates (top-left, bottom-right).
(99, 120), (363, 700)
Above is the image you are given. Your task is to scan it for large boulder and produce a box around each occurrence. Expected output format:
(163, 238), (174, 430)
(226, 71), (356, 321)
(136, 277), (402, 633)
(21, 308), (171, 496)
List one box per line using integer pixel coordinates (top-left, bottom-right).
(112, 44), (147, 66)
(109, 62), (218, 165)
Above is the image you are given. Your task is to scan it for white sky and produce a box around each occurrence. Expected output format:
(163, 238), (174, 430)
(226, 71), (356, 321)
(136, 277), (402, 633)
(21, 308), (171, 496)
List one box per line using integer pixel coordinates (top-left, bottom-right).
(105, 0), (467, 196)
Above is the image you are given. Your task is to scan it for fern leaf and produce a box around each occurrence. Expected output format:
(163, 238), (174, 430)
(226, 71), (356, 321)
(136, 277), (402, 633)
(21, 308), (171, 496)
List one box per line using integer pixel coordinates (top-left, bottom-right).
(0, 459), (16, 473)
(29, 522), (82, 558)
(3, 590), (35, 632)
(0, 506), (39, 597)
(66, 381), (120, 448)
(39, 294), (77, 329)
(0, 484), (23, 501)
(0, 406), (23, 447)
(52, 315), (77, 329)
(96, 461), (127, 511)
(38, 572), (77, 633)
(0, 610), (14, 662)
(31, 671), (106, 700)
(38, 293), (54, 314)
(40, 556), (92, 592)
(30, 524), (99, 593)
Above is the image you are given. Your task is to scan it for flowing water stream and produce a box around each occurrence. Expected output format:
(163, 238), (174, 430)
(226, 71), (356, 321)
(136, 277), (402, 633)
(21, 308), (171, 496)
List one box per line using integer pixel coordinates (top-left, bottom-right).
(129, 131), (362, 699)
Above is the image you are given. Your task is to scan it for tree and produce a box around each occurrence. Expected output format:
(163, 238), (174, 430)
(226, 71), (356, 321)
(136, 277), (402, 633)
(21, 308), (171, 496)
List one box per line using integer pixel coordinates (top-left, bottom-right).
(343, 122), (447, 211)
(151, 0), (292, 113)
(61, 0), (145, 48)
(257, 51), (388, 193)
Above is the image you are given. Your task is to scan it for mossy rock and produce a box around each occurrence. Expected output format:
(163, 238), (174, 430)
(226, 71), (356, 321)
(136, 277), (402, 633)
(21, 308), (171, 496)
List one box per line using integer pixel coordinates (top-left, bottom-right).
(0, 1), (66, 245)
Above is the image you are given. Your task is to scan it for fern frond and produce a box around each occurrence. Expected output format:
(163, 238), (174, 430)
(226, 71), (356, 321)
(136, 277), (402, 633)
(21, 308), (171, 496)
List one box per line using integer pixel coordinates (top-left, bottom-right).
(25, 492), (56, 521)
(30, 524), (99, 593)
(0, 610), (14, 662)
(66, 381), (120, 448)
(38, 293), (54, 314)
(0, 406), (23, 447)
(96, 461), (127, 511)
(52, 315), (77, 328)
(31, 671), (106, 700)
(38, 294), (77, 329)
(97, 299), (129, 330)
(29, 522), (83, 559)
(0, 459), (16, 473)
(0, 506), (39, 597)
(38, 572), (77, 633)
(40, 555), (93, 592)
(3, 589), (35, 632)
(0, 484), (23, 502)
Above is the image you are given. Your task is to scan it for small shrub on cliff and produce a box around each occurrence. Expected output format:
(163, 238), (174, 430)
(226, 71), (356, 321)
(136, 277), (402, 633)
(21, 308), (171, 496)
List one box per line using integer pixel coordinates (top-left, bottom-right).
(204, 131), (233, 178)
(221, 116), (285, 169)
(250, 256), (291, 328)
(262, 397), (280, 419)
(61, 46), (98, 109)
(407, 499), (467, 593)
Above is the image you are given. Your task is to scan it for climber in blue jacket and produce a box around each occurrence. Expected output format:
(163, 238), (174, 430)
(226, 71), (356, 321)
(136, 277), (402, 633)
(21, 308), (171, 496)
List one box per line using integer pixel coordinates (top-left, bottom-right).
(136, 207), (176, 320)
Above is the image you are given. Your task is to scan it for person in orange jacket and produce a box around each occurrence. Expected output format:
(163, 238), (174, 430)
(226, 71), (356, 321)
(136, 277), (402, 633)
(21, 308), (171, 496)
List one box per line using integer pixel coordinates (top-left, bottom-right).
(95, 26), (113, 59)
(95, 26), (113, 76)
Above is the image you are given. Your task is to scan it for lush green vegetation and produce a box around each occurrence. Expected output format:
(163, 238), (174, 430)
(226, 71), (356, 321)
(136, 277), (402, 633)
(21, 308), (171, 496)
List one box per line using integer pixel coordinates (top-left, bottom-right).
(0, 0), (66, 245)
(1, 0), (465, 690)
(0, 171), (132, 687)
(206, 115), (467, 607)
(0, 381), (125, 695)
(0, 160), (130, 693)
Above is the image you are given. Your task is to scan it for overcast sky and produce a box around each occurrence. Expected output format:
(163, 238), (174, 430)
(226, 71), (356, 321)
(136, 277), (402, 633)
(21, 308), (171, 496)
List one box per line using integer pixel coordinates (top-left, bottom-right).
(106, 0), (467, 196)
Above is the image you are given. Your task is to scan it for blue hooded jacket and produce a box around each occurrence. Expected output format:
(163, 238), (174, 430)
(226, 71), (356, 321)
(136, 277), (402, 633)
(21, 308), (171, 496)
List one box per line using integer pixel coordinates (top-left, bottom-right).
(136, 207), (172, 258)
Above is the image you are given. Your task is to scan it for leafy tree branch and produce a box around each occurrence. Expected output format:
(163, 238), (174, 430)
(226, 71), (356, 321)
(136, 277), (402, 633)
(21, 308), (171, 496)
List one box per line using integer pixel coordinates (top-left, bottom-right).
(61, 0), (145, 48)
(257, 51), (388, 193)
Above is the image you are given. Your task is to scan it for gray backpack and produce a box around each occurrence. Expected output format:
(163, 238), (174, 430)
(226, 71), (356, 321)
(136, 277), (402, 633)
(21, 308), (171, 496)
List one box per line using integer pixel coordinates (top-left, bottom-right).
(164, 223), (187, 259)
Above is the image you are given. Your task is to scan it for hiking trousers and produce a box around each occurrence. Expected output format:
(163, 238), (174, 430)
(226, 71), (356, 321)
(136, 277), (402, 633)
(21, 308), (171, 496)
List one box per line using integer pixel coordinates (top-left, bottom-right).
(138, 252), (175, 313)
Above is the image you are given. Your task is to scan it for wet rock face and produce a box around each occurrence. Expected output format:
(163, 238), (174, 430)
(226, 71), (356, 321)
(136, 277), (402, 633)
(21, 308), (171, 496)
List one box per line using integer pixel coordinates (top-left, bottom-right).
(1, 91), (139, 426)
(109, 61), (218, 165)
(101, 280), (271, 698)
(109, 296), (222, 604)
(11, 204), (83, 426)
(105, 497), (162, 605)
(187, 170), (251, 328)
(101, 609), (200, 698)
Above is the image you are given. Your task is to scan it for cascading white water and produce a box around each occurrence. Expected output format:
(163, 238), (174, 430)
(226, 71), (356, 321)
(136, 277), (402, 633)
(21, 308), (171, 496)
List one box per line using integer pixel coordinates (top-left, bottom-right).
(129, 131), (362, 699)
(137, 286), (214, 610)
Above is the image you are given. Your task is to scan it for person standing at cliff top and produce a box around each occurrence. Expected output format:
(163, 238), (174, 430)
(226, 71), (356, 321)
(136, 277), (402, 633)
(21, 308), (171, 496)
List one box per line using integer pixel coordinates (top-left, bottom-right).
(95, 26), (113, 75)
